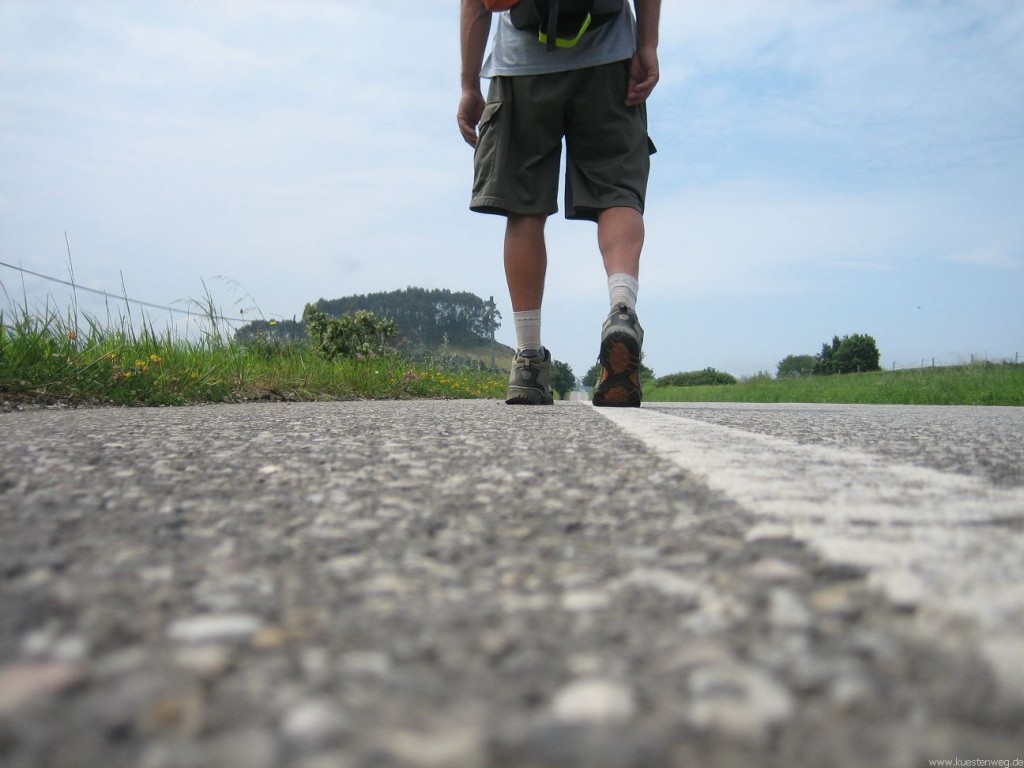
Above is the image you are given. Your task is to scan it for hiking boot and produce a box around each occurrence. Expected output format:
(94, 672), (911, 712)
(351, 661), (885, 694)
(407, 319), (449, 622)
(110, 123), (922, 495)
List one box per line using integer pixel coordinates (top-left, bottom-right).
(505, 347), (555, 405)
(592, 304), (644, 408)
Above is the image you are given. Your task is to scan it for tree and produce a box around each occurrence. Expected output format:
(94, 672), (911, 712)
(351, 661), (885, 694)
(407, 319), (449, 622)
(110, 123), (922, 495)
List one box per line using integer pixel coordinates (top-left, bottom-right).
(815, 333), (881, 374)
(777, 354), (817, 379)
(815, 336), (843, 375)
(550, 359), (576, 400)
(833, 333), (881, 373)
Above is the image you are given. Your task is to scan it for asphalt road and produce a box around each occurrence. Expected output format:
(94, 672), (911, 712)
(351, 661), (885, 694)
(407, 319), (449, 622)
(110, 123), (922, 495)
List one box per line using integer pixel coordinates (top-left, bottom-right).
(1, 399), (1022, 768)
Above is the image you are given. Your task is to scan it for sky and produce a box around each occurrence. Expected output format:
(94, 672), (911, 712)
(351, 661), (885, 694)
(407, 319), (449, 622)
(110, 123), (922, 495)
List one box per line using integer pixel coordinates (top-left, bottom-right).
(1, 0), (1022, 379)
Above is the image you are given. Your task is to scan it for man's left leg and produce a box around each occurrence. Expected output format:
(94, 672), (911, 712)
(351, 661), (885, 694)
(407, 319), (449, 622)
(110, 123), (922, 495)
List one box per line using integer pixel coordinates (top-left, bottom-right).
(504, 213), (555, 405)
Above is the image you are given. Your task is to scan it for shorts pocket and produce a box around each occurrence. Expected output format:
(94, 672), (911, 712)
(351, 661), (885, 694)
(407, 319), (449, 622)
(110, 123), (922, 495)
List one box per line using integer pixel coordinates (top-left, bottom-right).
(473, 99), (504, 196)
(477, 99), (503, 144)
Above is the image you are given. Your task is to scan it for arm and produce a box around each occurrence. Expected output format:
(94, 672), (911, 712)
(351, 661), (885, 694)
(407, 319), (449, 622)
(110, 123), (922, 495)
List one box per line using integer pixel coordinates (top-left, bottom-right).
(626, 0), (660, 106)
(458, 0), (493, 147)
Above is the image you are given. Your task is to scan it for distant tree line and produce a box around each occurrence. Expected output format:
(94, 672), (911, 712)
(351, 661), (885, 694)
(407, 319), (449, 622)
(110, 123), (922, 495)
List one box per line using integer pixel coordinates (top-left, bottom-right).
(645, 333), (882, 389)
(313, 287), (501, 346)
(778, 333), (881, 378)
(233, 287), (501, 348)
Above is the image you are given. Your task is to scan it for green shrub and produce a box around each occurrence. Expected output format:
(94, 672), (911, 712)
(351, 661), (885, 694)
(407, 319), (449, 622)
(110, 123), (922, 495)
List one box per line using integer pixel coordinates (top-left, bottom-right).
(655, 367), (737, 387)
(302, 306), (397, 362)
(777, 354), (817, 379)
(816, 333), (881, 374)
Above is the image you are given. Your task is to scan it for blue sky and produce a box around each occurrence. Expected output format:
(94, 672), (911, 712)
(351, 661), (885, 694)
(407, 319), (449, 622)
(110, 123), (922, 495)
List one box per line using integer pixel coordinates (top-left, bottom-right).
(2, 1), (1021, 378)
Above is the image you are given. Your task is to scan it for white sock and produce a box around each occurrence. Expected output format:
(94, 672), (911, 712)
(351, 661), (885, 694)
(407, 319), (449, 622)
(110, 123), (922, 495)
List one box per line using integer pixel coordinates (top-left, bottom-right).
(512, 309), (542, 351)
(608, 273), (639, 310)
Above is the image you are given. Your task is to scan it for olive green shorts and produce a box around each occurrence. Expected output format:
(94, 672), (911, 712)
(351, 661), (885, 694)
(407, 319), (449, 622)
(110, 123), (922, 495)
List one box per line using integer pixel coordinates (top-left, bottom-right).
(470, 60), (655, 222)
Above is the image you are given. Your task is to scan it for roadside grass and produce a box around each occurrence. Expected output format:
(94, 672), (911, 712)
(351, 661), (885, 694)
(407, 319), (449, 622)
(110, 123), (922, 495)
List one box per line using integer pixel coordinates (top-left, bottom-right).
(0, 304), (507, 407)
(644, 364), (1024, 406)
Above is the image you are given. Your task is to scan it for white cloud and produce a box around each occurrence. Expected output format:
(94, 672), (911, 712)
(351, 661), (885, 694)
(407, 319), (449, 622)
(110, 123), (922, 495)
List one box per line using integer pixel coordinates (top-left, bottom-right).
(948, 245), (1022, 271)
(640, 180), (926, 297)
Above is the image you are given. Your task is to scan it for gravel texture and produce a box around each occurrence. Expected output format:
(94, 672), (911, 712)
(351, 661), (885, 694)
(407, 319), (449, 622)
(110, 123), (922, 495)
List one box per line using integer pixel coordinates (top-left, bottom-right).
(1, 400), (1021, 767)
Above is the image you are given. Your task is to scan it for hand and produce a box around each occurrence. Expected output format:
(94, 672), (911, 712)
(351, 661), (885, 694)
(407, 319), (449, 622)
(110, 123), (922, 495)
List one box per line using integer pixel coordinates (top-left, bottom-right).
(458, 87), (486, 147)
(626, 45), (659, 106)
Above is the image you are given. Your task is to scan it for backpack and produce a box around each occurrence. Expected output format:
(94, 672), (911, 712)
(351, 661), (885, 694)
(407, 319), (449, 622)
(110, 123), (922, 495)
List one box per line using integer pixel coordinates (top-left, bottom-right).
(487, 0), (624, 51)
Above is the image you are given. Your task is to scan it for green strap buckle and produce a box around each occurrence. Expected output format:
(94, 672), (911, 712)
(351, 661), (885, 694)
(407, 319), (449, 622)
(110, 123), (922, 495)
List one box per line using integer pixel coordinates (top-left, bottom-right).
(538, 12), (592, 48)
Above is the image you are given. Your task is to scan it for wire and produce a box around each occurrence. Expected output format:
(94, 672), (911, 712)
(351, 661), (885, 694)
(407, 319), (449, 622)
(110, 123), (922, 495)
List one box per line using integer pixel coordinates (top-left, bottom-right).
(0, 259), (262, 324)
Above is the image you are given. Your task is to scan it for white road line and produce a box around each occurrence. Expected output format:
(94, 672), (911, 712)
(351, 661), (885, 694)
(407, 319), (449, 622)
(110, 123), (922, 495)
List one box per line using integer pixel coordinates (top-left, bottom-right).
(593, 405), (1024, 699)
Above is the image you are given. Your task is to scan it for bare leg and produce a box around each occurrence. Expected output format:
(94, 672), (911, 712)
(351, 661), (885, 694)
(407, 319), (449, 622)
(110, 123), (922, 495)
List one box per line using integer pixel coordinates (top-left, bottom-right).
(504, 213), (548, 311)
(597, 206), (644, 279)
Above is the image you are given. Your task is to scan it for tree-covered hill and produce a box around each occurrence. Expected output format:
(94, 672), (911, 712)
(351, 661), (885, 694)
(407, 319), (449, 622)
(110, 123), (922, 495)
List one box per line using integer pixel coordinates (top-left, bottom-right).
(234, 287), (506, 362)
(313, 287), (500, 347)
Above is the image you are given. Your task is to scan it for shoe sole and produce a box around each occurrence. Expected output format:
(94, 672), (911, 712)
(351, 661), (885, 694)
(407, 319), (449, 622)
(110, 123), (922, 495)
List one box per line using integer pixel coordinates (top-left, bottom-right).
(505, 388), (554, 405)
(592, 333), (642, 408)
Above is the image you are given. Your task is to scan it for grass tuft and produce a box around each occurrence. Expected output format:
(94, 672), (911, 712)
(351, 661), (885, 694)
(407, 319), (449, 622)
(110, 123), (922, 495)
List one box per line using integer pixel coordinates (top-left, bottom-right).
(0, 301), (507, 408)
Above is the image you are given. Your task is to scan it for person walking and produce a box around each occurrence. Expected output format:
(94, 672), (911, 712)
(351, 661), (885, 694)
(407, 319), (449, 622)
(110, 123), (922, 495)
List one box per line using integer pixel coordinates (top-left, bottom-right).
(458, 0), (660, 407)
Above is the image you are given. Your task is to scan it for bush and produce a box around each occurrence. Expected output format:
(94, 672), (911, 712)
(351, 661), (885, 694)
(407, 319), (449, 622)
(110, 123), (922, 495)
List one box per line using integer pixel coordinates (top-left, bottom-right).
(777, 354), (817, 379)
(302, 306), (397, 362)
(550, 359), (576, 400)
(656, 367), (736, 387)
(816, 333), (881, 374)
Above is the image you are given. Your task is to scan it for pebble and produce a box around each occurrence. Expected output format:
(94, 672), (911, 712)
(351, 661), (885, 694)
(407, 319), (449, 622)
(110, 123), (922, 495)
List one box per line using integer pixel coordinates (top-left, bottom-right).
(809, 583), (864, 619)
(0, 660), (85, 715)
(340, 650), (392, 676)
(562, 589), (612, 612)
(617, 568), (701, 599)
(168, 614), (262, 644)
(870, 569), (927, 611)
(981, 635), (1024, 707)
(385, 724), (486, 768)
(551, 678), (637, 724)
(744, 557), (806, 583)
(174, 644), (233, 678)
(281, 699), (348, 752)
(769, 588), (814, 631)
(687, 663), (795, 744)
(207, 727), (279, 768)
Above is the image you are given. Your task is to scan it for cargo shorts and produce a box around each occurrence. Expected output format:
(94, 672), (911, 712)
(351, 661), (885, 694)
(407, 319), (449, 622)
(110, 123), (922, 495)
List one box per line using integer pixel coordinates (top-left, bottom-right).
(470, 59), (655, 222)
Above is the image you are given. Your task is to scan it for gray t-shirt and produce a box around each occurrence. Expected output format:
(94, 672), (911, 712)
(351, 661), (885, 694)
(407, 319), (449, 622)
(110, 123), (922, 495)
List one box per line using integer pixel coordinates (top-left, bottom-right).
(481, 4), (637, 78)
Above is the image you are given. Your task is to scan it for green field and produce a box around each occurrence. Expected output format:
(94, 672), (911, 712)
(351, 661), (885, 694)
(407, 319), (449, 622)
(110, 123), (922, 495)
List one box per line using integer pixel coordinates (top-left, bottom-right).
(4, 300), (1021, 408)
(0, 306), (508, 407)
(644, 364), (1024, 406)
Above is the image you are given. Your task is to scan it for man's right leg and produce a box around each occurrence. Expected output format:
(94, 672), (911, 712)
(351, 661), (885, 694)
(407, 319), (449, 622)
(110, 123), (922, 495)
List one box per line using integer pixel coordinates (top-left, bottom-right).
(504, 213), (554, 405)
(593, 207), (645, 407)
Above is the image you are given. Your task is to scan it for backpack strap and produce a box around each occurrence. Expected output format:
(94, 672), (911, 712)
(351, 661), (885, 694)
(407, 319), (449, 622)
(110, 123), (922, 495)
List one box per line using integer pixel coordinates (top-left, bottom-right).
(546, 0), (559, 51)
(538, 3), (594, 50)
(510, 0), (611, 50)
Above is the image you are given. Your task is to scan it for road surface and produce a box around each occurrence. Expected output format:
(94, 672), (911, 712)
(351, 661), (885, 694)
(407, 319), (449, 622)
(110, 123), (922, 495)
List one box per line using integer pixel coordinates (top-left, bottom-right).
(1, 399), (1022, 768)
